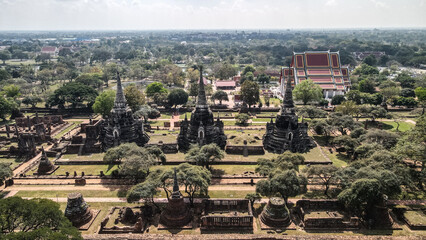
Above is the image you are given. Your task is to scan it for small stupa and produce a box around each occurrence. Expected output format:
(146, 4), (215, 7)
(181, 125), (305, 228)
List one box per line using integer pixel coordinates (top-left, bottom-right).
(159, 168), (192, 227)
(260, 197), (291, 227)
(37, 147), (56, 175)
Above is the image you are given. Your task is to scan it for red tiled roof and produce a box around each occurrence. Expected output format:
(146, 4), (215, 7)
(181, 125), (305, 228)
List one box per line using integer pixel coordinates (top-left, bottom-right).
(306, 53), (329, 67)
(216, 81), (236, 87)
(310, 76), (333, 83)
(41, 46), (57, 52)
(307, 69), (331, 75)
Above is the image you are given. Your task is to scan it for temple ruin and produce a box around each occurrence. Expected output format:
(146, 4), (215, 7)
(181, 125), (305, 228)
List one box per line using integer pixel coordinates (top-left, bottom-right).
(178, 66), (227, 151)
(100, 73), (149, 150)
(36, 147), (58, 175)
(260, 197), (291, 228)
(159, 168), (192, 228)
(263, 70), (315, 153)
(65, 192), (98, 229)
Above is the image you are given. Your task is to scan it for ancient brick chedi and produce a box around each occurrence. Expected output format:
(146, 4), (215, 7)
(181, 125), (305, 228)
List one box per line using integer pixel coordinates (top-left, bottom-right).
(178, 66), (227, 151)
(160, 168), (192, 227)
(65, 192), (94, 226)
(100, 73), (149, 150)
(263, 71), (315, 153)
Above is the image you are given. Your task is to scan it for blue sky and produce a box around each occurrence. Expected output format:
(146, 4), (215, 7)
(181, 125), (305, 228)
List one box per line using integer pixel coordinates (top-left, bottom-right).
(0, 0), (425, 30)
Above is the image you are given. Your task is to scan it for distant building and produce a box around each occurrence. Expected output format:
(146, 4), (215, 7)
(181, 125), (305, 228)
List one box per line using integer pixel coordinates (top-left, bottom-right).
(280, 51), (351, 99)
(352, 51), (385, 61)
(41, 46), (58, 56)
(215, 80), (236, 90)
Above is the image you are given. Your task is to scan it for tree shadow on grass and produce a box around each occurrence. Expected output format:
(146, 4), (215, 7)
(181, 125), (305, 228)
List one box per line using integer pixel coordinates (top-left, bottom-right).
(210, 168), (225, 177)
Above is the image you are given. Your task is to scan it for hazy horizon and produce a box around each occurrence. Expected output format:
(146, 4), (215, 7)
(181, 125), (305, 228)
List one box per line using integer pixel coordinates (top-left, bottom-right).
(0, 0), (425, 31)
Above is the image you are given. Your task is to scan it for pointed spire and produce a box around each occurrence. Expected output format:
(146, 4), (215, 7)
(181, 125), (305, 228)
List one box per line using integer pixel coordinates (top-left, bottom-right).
(282, 64), (295, 113)
(113, 71), (128, 113)
(196, 65), (208, 108)
(173, 168), (179, 192)
(41, 146), (46, 157)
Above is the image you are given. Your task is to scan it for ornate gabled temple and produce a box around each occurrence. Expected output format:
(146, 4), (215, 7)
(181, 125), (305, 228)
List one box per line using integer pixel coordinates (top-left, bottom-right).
(177, 66), (227, 151)
(263, 71), (315, 154)
(280, 51), (351, 99)
(100, 73), (149, 150)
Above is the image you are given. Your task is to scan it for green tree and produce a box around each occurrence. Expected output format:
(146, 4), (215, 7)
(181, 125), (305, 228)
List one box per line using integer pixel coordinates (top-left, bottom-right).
(331, 95), (345, 105)
(0, 50), (11, 65)
(214, 62), (237, 80)
(2, 85), (20, 99)
(48, 82), (98, 109)
(293, 79), (323, 105)
(358, 78), (376, 93)
(360, 129), (399, 149)
(167, 88), (188, 108)
(177, 163), (212, 207)
(415, 87), (426, 114)
(145, 82), (167, 97)
(75, 73), (103, 89)
(103, 143), (137, 164)
(185, 144), (224, 169)
(0, 197), (82, 239)
(303, 165), (338, 197)
(186, 68), (200, 83)
(92, 90), (115, 118)
(335, 101), (360, 117)
(22, 96), (42, 108)
(124, 84), (146, 112)
(0, 162), (12, 186)
(0, 96), (13, 120)
(256, 73), (271, 86)
(256, 169), (307, 206)
(91, 49), (112, 63)
(242, 65), (256, 76)
(245, 193), (262, 210)
(134, 105), (160, 122)
(188, 82), (198, 98)
(235, 113), (250, 126)
(332, 135), (360, 157)
(297, 106), (327, 119)
(240, 80), (260, 108)
(127, 180), (160, 208)
(353, 64), (379, 76)
(363, 55), (377, 66)
(211, 90), (229, 105)
(0, 69), (11, 81)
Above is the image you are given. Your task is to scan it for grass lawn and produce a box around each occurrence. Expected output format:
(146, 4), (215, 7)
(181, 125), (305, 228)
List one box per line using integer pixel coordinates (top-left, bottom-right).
(148, 134), (177, 143)
(60, 153), (105, 161)
(363, 120), (414, 132)
(5, 59), (37, 65)
(302, 146), (332, 163)
(0, 157), (23, 169)
(148, 120), (168, 127)
(15, 190), (128, 198)
(210, 164), (256, 175)
(29, 164), (119, 176)
(179, 112), (192, 119)
(54, 121), (82, 139)
(404, 211), (426, 226)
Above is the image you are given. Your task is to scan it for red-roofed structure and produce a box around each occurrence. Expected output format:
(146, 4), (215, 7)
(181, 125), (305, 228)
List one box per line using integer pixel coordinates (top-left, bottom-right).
(280, 51), (351, 99)
(41, 46), (58, 56)
(215, 80), (236, 90)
